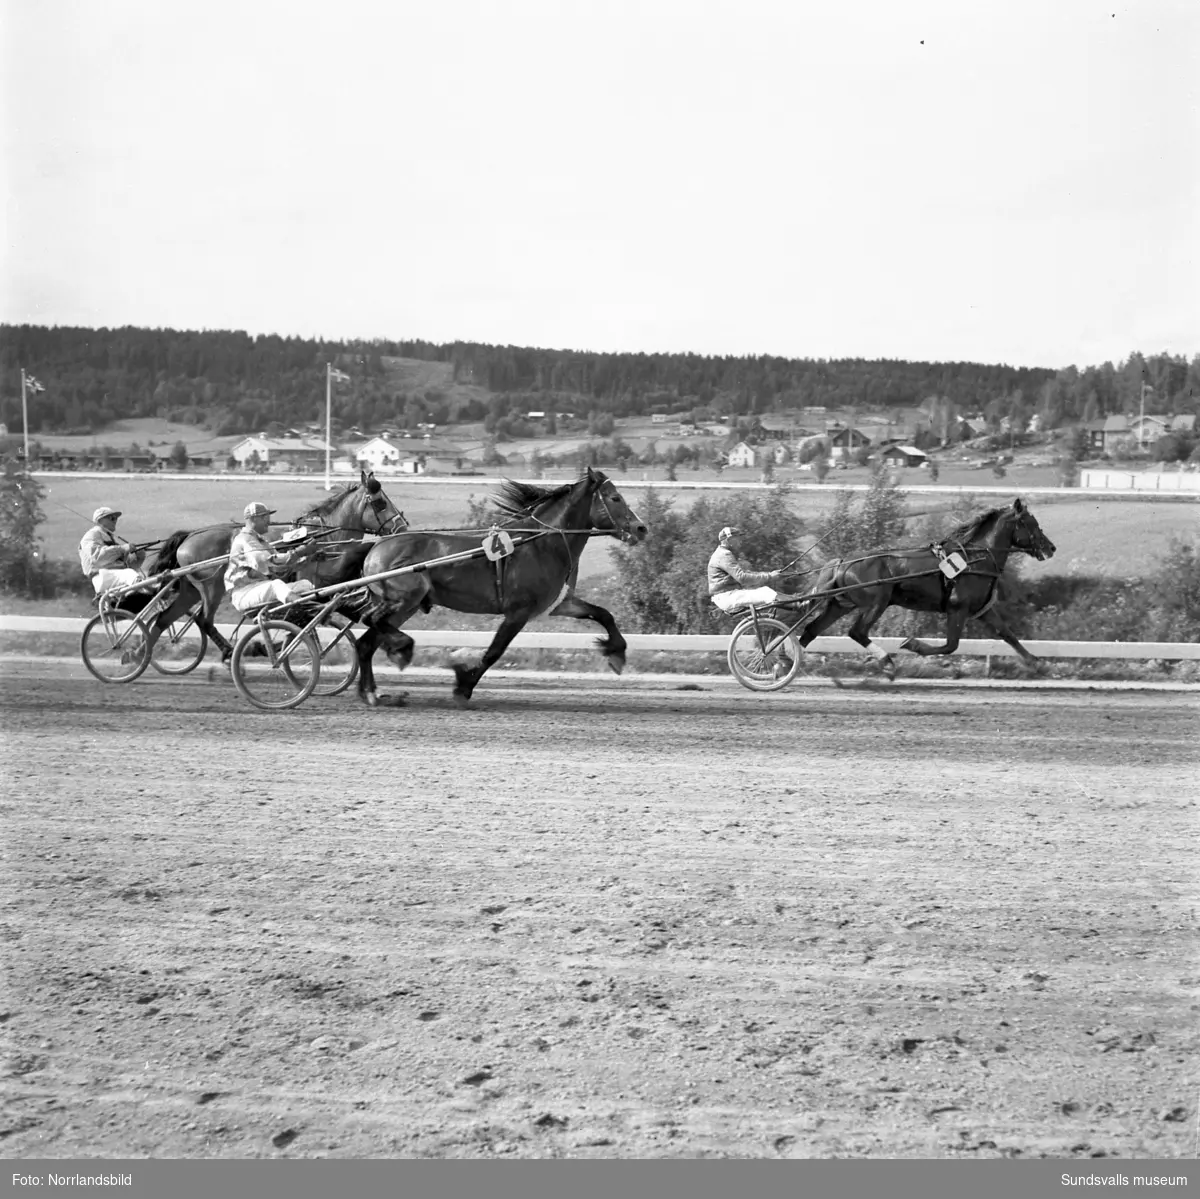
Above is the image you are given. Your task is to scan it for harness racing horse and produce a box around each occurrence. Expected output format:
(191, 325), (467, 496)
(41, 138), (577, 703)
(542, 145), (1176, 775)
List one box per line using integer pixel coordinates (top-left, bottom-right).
(352, 467), (648, 707)
(147, 470), (405, 663)
(794, 497), (1056, 678)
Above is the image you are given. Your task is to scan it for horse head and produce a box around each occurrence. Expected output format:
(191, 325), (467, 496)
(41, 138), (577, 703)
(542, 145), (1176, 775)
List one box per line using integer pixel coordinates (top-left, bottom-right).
(1005, 497), (1056, 561)
(586, 468), (648, 545)
(296, 470), (407, 536)
(359, 469), (408, 535)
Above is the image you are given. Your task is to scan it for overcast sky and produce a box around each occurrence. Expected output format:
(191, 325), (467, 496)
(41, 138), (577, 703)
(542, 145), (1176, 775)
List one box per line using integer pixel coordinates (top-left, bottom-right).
(2, 0), (1196, 369)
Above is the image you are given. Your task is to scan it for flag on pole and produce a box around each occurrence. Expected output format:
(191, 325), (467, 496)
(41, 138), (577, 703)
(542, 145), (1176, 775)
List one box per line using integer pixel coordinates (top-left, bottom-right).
(25, 375), (45, 393)
(329, 368), (351, 383)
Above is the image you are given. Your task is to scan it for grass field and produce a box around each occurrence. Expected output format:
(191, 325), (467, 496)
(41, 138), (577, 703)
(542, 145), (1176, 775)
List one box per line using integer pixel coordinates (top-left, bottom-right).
(30, 472), (1197, 588)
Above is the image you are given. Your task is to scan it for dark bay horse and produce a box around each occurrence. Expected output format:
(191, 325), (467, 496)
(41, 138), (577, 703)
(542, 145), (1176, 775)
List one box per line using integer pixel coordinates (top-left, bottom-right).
(794, 497), (1056, 677)
(352, 467), (648, 707)
(146, 470), (405, 662)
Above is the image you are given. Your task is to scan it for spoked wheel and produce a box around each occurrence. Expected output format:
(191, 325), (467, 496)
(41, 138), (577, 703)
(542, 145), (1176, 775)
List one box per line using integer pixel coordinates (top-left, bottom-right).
(81, 609), (151, 684)
(727, 615), (802, 692)
(149, 613), (209, 676)
(312, 622), (359, 697)
(230, 620), (322, 711)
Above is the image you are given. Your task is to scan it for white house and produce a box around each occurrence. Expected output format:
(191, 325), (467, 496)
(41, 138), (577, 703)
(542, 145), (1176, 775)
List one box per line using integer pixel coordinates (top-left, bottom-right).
(229, 435), (332, 471)
(354, 437), (403, 471)
(727, 441), (759, 468)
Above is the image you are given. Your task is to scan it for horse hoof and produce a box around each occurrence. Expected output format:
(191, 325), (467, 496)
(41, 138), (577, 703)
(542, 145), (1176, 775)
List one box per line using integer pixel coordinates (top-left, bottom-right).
(452, 691), (472, 709)
(362, 691), (379, 708)
(606, 655), (625, 676)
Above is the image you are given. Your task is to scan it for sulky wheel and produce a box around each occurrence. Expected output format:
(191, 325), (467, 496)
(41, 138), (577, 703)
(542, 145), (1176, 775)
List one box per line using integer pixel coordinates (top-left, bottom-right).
(81, 609), (152, 684)
(727, 615), (802, 693)
(230, 620), (322, 711)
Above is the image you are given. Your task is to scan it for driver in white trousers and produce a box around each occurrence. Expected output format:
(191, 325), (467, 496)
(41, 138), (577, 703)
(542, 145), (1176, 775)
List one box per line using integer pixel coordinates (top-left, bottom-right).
(79, 506), (146, 595)
(224, 502), (318, 612)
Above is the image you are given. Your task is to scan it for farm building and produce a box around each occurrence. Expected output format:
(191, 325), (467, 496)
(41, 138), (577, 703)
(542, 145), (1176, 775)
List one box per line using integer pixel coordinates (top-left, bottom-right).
(1080, 414), (1131, 452)
(827, 426), (872, 459)
(353, 437), (402, 471)
(879, 444), (929, 468)
(229, 435), (332, 472)
(84, 451), (128, 471)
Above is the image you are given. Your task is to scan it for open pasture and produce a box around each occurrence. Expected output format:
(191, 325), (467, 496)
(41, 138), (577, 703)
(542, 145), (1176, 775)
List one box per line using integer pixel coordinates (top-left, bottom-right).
(0, 662), (1196, 1159)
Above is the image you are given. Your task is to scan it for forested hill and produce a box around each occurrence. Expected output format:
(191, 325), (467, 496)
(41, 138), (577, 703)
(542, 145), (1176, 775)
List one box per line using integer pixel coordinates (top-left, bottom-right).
(2, 324), (1196, 438)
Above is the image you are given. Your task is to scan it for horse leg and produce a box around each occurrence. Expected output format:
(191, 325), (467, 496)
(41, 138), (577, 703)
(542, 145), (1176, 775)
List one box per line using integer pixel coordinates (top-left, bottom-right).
(451, 612), (532, 707)
(976, 609), (1042, 670)
(898, 607), (968, 658)
(142, 582), (199, 656)
(354, 613), (416, 707)
(795, 599), (845, 648)
(355, 622), (382, 707)
(548, 593), (627, 675)
(191, 577), (235, 662)
(844, 593), (899, 679)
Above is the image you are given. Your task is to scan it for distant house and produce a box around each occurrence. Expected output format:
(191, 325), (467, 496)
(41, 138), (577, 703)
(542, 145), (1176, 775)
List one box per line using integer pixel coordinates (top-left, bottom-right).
(827, 426), (872, 459)
(947, 416), (987, 442)
(1170, 414), (1197, 433)
(86, 451), (126, 471)
(1130, 414), (1171, 446)
(229, 435), (332, 472)
(123, 453), (159, 473)
(727, 441), (759, 468)
(40, 451), (82, 470)
(354, 437), (403, 471)
(880, 444), (929, 468)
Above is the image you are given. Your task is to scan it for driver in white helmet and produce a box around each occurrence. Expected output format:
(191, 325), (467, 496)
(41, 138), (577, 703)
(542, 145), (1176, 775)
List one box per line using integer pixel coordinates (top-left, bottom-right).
(79, 506), (146, 595)
(224, 502), (318, 612)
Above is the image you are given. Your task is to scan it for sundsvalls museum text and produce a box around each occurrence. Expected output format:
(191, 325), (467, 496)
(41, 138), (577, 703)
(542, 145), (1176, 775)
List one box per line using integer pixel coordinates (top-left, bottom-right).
(1061, 1175), (1189, 1188)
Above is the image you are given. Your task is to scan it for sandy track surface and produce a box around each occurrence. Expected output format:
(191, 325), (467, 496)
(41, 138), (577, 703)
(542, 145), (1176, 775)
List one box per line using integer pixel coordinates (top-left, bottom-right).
(1, 663), (1196, 1159)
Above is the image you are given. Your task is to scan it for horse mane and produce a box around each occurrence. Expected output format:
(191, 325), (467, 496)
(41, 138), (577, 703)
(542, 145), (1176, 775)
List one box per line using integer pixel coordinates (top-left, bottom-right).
(298, 480), (361, 522)
(944, 507), (1005, 544)
(489, 478), (575, 517)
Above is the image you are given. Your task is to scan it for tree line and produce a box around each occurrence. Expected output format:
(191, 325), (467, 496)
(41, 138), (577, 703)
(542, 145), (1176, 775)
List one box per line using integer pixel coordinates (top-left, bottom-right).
(2, 323), (1196, 439)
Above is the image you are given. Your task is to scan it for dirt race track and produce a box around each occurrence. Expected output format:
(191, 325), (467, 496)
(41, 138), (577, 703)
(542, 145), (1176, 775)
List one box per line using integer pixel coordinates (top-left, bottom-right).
(1, 661), (1197, 1160)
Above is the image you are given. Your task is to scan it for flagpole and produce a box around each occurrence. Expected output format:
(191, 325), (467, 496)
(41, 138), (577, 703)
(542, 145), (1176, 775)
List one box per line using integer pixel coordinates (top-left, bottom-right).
(325, 362), (333, 491)
(21, 369), (29, 465)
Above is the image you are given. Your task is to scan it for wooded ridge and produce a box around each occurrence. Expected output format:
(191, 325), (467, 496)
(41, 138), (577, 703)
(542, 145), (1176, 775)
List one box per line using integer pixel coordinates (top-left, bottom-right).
(2, 324), (1196, 438)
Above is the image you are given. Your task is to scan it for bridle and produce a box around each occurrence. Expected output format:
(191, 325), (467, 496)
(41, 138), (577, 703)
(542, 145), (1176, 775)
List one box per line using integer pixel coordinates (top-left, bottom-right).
(293, 483), (407, 539)
(366, 490), (407, 535)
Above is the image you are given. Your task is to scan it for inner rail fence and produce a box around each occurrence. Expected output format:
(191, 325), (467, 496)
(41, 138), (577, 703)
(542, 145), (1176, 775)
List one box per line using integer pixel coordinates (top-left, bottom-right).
(2, 616), (1198, 662)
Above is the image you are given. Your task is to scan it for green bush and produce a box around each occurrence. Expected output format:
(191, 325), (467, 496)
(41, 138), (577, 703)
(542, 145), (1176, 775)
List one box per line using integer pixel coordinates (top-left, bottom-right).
(0, 458), (47, 594)
(610, 486), (809, 634)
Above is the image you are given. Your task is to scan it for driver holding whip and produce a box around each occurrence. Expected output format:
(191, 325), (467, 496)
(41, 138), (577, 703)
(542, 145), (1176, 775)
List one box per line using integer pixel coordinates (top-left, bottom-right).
(707, 526), (807, 613)
(224, 501), (319, 612)
(78, 506), (147, 596)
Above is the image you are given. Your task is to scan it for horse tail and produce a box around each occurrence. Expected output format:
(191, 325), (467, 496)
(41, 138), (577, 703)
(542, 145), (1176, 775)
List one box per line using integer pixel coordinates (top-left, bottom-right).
(150, 528), (192, 574)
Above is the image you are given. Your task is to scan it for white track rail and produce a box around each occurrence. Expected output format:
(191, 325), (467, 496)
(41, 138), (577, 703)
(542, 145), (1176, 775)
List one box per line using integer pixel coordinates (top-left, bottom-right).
(3, 615), (1198, 660)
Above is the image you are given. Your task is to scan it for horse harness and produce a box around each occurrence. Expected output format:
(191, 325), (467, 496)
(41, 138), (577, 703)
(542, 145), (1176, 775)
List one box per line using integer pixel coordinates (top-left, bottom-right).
(928, 540), (1002, 614)
(824, 541), (1003, 615)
